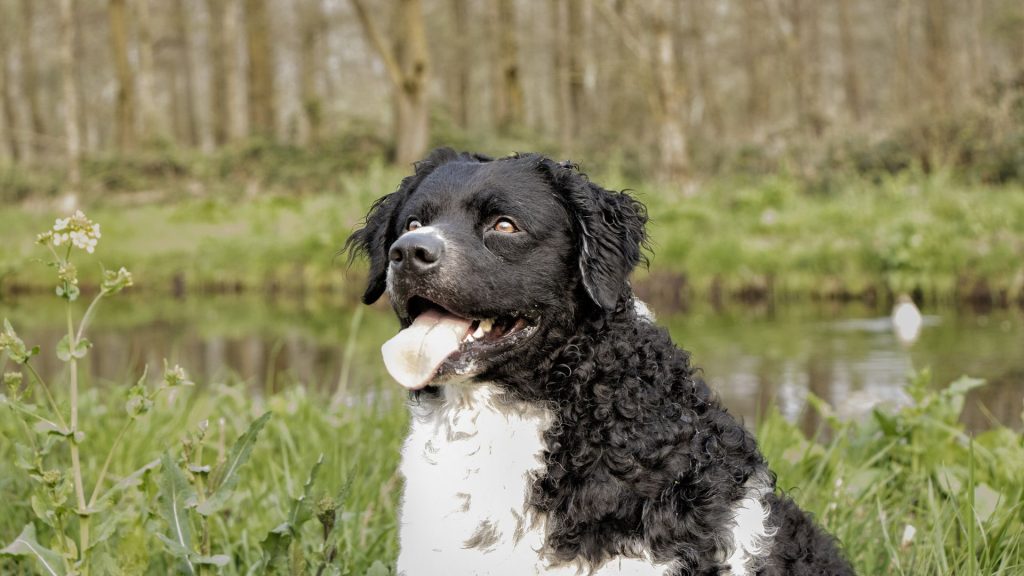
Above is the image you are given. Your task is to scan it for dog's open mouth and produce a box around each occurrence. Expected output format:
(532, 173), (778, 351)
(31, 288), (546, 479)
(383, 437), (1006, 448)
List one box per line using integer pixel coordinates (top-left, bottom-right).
(381, 296), (535, 390)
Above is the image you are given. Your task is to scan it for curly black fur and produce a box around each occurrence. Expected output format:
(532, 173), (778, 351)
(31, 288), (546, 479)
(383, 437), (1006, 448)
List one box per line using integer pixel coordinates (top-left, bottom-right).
(346, 148), (855, 575)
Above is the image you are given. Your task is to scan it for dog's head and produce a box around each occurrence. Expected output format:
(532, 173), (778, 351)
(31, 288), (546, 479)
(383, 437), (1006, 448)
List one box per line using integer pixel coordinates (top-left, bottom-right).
(346, 147), (648, 391)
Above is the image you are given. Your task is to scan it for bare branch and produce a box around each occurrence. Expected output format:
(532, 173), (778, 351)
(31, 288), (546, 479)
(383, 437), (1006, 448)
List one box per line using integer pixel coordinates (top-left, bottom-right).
(349, 0), (405, 89)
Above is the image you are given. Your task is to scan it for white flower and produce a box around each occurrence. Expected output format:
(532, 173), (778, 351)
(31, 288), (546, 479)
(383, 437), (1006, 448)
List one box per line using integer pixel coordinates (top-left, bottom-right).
(44, 210), (101, 254)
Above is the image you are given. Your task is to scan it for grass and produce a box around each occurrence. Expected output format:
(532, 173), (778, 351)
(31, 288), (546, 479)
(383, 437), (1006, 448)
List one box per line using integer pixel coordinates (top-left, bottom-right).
(3, 151), (1024, 303)
(1, 207), (1022, 573)
(1, 369), (1021, 574)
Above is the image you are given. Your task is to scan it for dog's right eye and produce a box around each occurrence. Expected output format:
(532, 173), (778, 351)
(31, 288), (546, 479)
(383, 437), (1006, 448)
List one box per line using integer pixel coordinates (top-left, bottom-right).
(406, 219), (422, 232)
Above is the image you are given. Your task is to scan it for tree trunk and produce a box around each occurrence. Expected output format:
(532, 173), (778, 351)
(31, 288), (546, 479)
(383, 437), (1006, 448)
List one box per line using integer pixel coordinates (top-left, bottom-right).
(207, 0), (231, 145)
(174, 0), (200, 146)
(651, 0), (687, 180)
(924, 0), (951, 117)
(555, 0), (574, 154)
(393, 0), (430, 165)
(109, 0), (136, 150)
(923, 0), (952, 168)
(687, 0), (723, 136)
(742, 0), (769, 126)
(494, 0), (524, 132)
(837, 0), (863, 121)
(893, 0), (914, 114)
(448, 0), (470, 129)
(350, 0), (430, 165)
(72, 0), (92, 153)
(567, 0), (586, 139)
(245, 0), (276, 138)
(0, 29), (18, 162)
(59, 0), (82, 195)
(298, 0), (323, 146)
(19, 0), (44, 157)
(136, 0), (162, 142)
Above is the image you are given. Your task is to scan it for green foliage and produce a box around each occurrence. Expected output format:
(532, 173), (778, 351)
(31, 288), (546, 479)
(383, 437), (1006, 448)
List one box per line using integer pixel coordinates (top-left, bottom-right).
(760, 372), (1024, 575)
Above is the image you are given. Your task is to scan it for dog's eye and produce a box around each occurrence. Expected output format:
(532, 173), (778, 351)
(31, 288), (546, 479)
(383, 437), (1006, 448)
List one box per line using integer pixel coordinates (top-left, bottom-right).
(406, 219), (422, 232)
(492, 217), (519, 234)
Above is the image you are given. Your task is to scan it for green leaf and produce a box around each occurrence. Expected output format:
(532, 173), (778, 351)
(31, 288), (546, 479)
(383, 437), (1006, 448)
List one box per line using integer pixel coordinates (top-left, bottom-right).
(158, 452), (197, 574)
(872, 408), (900, 437)
(97, 458), (160, 506)
(947, 375), (986, 397)
(364, 560), (390, 576)
(56, 335), (71, 362)
(973, 483), (1001, 523)
(258, 454), (325, 573)
(55, 336), (90, 362)
(72, 338), (91, 359)
(197, 412), (271, 516)
(0, 523), (67, 576)
(258, 522), (294, 574)
(289, 453), (324, 528)
(194, 554), (231, 566)
(936, 466), (963, 495)
(33, 420), (70, 437)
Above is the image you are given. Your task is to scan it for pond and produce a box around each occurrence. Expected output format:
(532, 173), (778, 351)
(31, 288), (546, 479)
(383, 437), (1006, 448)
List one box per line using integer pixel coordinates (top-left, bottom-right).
(2, 293), (1021, 434)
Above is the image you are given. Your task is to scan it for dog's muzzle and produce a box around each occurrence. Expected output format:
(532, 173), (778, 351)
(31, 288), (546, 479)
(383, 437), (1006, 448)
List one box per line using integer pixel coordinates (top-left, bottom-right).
(389, 228), (445, 275)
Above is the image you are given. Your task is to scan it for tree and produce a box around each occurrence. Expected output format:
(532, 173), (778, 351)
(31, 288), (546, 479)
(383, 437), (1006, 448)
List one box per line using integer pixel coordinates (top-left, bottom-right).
(207, 0), (241, 145)
(597, 0), (689, 180)
(19, 0), (44, 157)
(350, 0), (431, 165)
(136, 0), (163, 141)
(685, 0), (723, 137)
(742, 0), (770, 129)
(447, 0), (470, 129)
(555, 0), (574, 152)
(924, 0), (952, 116)
(109, 0), (137, 150)
(298, 0), (324, 146)
(245, 0), (276, 137)
(59, 0), (82, 194)
(0, 1), (19, 162)
(494, 0), (524, 133)
(837, 0), (863, 121)
(174, 0), (200, 146)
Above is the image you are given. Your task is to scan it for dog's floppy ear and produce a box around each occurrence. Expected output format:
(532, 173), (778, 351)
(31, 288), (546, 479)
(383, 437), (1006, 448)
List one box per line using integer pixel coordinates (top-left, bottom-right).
(344, 147), (489, 304)
(539, 158), (649, 312)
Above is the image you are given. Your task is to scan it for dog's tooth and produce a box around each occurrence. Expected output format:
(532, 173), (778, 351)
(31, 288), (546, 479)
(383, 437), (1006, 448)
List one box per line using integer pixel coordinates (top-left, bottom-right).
(473, 325), (485, 339)
(480, 319), (494, 333)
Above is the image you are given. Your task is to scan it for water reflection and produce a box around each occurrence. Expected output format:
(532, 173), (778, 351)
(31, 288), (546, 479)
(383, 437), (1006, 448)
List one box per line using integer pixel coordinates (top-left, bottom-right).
(1, 294), (1021, 433)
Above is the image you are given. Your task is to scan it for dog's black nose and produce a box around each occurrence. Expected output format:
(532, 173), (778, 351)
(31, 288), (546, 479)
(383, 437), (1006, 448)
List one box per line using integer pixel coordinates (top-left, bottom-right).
(389, 233), (444, 273)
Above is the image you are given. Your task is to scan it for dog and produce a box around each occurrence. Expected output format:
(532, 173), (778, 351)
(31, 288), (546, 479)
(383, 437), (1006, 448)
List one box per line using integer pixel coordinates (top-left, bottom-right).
(346, 148), (855, 576)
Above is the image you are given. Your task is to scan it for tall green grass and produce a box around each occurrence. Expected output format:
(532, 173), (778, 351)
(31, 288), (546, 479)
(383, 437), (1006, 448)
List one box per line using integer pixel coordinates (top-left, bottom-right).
(3, 370), (1021, 574)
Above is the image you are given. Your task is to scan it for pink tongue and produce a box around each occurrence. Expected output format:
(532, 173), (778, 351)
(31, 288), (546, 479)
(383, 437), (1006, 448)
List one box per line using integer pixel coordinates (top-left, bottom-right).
(381, 309), (473, 389)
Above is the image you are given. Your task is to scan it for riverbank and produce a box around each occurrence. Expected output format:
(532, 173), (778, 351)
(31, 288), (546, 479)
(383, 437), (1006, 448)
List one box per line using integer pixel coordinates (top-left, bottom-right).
(3, 161), (1023, 305)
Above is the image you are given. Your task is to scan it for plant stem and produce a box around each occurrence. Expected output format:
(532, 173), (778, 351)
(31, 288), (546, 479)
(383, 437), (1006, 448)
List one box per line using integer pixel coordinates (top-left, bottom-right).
(86, 419), (133, 509)
(66, 302), (90, 571)
(24, 362), (69, 431)
(76, 293), (105, 343)
(193, 441), (211, 576)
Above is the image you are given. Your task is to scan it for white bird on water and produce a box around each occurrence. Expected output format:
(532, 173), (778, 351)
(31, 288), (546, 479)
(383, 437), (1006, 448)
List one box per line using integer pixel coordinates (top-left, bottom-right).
(891, 294), (923, 345)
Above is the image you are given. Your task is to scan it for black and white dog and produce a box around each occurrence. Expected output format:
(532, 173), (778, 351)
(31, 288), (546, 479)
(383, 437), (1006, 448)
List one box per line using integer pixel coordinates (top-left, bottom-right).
(346, 148), (854, 576)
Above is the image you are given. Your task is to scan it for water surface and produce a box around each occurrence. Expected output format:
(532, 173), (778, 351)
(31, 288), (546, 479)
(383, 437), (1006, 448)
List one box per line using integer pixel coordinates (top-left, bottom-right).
(2, 294), (1021, 433)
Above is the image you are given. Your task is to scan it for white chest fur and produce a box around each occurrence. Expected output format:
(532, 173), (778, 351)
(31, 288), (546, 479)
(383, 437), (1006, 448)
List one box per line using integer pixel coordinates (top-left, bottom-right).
(396, 384), (671, 576)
